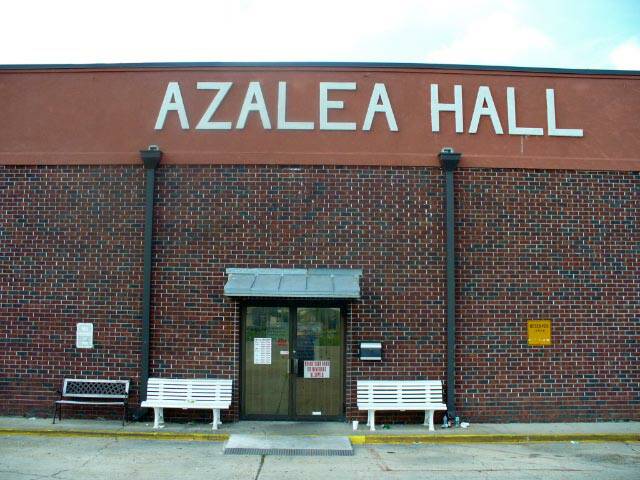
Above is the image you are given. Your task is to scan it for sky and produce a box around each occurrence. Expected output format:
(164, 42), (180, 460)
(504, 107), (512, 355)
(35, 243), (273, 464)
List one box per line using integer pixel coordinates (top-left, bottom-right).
(2, 0), (639, 69)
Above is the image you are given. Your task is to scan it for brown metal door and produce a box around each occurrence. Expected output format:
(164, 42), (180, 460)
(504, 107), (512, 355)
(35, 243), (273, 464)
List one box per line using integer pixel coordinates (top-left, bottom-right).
(242, 304), (344, 419)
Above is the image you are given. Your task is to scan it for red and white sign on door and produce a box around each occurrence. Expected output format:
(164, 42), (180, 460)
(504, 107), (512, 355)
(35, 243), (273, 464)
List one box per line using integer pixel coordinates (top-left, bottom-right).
(303, 360), (330, 379)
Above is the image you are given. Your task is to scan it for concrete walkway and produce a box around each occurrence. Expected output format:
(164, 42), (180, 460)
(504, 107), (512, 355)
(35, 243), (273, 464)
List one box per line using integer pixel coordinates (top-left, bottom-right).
(3, 435), (640, 480)
(1, 416), (638, 444)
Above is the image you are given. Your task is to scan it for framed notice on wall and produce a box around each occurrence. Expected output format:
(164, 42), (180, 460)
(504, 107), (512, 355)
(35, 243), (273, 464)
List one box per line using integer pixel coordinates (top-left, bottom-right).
(528, 320), (552, 346)
(76, 323), (93, 348)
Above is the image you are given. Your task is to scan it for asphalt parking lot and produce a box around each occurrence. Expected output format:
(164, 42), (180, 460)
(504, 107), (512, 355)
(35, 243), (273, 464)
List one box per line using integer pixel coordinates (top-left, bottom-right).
(0, 435), (638, 480)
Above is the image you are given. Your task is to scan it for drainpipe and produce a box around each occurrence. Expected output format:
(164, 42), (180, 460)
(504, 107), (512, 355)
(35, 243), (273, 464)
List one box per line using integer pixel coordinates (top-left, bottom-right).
(137, 145), (162, 418)
(439, 147), (461, 419)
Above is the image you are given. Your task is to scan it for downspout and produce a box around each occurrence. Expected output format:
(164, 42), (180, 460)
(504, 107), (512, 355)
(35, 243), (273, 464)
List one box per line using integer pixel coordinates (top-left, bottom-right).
(439, 147), (461, 419)
(137, 145), (162, 418)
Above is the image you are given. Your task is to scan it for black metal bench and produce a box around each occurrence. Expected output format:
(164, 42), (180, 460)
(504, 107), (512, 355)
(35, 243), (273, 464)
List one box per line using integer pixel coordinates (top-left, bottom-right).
(53, 379), (130, 426)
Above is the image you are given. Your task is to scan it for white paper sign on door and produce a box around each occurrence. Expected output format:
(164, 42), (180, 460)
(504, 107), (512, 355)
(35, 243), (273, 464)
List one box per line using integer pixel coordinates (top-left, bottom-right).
(304, 360), (330, 378)
(253, 338), (272, 365)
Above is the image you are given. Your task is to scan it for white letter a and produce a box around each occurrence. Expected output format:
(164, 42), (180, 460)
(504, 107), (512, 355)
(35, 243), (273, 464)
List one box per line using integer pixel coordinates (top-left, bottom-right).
(155, 82), (189, 130)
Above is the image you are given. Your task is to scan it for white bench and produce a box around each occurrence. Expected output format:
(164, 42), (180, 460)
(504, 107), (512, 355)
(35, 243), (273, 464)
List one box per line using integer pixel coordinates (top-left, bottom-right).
(141, 378), (232, 430)
(357, 380), (447, 431)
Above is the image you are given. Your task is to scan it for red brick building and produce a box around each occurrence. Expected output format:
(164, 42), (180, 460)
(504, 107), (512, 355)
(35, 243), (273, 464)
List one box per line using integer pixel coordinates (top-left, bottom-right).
(1, 63), (638, 424)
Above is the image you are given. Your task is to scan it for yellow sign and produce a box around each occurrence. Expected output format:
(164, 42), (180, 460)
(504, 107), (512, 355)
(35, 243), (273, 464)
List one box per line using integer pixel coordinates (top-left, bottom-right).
(528, 320), (552, 346)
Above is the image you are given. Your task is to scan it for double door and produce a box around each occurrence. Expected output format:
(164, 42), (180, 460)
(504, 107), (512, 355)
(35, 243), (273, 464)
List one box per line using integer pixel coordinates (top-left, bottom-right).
(241, 304), (344, 419)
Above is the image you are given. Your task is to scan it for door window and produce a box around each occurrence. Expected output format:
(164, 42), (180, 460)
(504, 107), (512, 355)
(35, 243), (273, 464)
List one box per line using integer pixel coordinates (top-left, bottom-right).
(243, 307), (290, 416)
(294, 307), (342, 417)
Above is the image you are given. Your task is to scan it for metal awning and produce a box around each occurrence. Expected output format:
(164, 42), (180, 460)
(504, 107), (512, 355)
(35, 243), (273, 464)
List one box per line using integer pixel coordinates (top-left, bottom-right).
(224, 268), (362, 299)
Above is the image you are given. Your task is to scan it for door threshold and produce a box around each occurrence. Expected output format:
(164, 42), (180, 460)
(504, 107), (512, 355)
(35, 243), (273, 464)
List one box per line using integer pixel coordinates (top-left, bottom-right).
(230, 420), (353, 437)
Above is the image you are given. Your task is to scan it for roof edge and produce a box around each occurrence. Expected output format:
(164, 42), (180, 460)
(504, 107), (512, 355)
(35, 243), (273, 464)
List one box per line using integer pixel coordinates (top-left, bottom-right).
(0, 61), (638, 76)
(226, 268), (363, 276)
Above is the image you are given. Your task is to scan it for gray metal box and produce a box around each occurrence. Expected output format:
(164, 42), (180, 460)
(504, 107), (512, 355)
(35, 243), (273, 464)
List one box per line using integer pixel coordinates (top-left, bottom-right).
(360, 342), (382, 361)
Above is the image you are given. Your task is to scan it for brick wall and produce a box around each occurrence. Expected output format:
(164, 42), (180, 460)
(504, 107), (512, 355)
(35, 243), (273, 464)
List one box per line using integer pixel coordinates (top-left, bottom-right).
(150, 165), (446, 423)
(0, 166), (144, 416)
(1, 164), (637, 422)
(456, 169), (639, 422)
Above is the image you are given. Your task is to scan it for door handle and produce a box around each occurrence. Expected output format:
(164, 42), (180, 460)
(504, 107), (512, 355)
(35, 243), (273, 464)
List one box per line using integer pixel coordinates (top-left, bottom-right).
(292, 358), (298, 375)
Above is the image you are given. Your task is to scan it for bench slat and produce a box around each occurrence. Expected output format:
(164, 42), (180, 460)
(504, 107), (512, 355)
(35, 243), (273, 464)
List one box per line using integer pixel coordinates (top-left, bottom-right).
(141, 401), (229, 408)
(56, 400), (126, 406)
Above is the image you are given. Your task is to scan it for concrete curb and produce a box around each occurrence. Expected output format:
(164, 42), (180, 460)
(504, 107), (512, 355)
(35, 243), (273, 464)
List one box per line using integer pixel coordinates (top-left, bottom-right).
(0, 428), (229, 442)
(1, 428), (638, 444)
(349, 433), (640, 444)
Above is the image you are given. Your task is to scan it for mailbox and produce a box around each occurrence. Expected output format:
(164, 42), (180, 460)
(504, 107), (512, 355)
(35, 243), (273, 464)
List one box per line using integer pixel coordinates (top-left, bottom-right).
(360, 342), (382, 361)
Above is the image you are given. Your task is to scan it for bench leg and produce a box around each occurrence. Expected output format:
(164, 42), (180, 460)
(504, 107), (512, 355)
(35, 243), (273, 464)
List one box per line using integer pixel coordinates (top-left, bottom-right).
(153, 408), (165, 429)
(368, 410), (375, 431)
(212, 409), (220, 430)
(424, 410), (435, 432)
(52, 403), (58, 424)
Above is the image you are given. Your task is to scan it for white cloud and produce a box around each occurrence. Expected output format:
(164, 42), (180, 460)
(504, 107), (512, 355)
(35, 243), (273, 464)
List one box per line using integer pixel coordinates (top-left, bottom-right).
(423, 11), (554, 66)
(609, 37), (640, 70)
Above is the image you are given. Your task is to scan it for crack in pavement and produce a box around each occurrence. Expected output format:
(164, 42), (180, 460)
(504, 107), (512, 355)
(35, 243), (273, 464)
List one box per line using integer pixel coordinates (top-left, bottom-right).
(366, 447), (391, 471)
(50, 469), (70, 478)
(79, 438), (118, 469)
(624, 442), (640, 454)
(253, 454), (265, 480)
